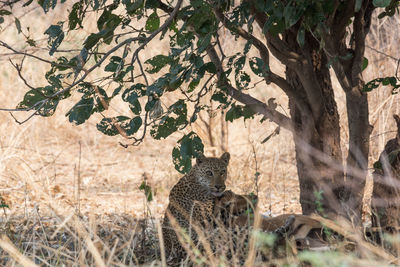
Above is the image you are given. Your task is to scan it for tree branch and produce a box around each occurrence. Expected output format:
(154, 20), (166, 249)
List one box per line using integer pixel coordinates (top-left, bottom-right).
(212, 7), (310, 112)
(50, 0), (183, 100)
(242, 0), (323, 119)
(244, 1), (303, 69)
(351, 2), (375, 93)
(205, 43), (293, 132)
(332, 1), (356, 47)
(212, 7), (271, 69)
(351, 4), (367, 89)
(0, 40), (60, 66)
(9, 58), (35, 90)
(321, 32), (353, 93)
(157, 0), (294, 131)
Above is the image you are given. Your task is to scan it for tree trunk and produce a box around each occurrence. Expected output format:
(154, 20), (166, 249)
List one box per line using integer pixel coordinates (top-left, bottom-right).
(283, 31), (369, 222)
(284, 33), (345, 218)
(342, 92), (370, 221)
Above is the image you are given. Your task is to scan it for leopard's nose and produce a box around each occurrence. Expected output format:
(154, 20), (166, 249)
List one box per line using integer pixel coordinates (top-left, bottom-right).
(214, 185), (226, 192)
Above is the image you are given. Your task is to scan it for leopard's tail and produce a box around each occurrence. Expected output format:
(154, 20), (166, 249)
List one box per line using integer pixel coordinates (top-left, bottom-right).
(273, 215), (295, 237)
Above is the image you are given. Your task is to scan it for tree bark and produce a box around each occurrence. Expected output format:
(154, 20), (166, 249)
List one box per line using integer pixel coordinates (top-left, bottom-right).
(284, 32), (345, 217)
(342, 92), (370, 221)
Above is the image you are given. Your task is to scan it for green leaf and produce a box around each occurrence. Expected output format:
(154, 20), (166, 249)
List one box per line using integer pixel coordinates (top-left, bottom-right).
(145, 11), (160, 32)
(93, 86), (109, 113)
(150, 100), (187, 139)
(297, 27), (305, 47)
(66, 97), (94, 125)
(364, 76), (400, 93)
(15, 18), (22, 34)
(122, 87), (140, 103)
(249, 57), (268, 77)
(0, 9), (11, 16)
(0, 195), (9, 208)
(126, 116), (143, 135)
(112, 86), (123, 98)
(145, 0), (160, 9)
(123, 89), (141, 115)
(105, 56), (123, 72)
(68, 2), (83, 30)
(378, 11), (387, 19)
(283, 4), (303, 28)
(26, 38), (36, 46)
(148, 99), (163, 119)
(234, 56), (246, 70)
(84, 33), (101, 50)
(388, 149), (400, 164)
(235, 70), (250, 89)
(17, 86), (59, 116)
(226, 104), (255, 122)
(77, 82), (95, 95)
(355, 0), (362, 12)
(38, 0), (57, 13)
(172, 132), (204, 174)
(373, 160), (382, 170)
(23, 0), (34, 7)
(270, 19), (285, 35)
(44, 24), (64, 56)
(145, 55), (171, 74)
(202, 62), (216, 74)
(211, 91), (229, 105)
(97, 116), (141, 137)
(226, 105), (242, 122)
(97, 8), (112, 30)
(96, 116), (129, 136)
(362, 57), (368, 71)
(373, 0), (391, 7)
(197, 32), (212, 53)
(243, 40), (253, 55)
(139, 180), (153, 202)
(124, 0), (144, 14)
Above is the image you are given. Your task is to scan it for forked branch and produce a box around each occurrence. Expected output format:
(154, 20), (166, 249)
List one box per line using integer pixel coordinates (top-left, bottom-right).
(205, 44), (293, 132)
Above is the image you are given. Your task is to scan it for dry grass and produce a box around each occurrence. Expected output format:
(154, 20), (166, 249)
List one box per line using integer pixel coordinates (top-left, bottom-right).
(0, 4), (399, 266)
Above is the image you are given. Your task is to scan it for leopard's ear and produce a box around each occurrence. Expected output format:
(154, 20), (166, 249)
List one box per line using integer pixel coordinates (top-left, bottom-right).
(220, 152), (230, 164)
(196, 153), (206, 165)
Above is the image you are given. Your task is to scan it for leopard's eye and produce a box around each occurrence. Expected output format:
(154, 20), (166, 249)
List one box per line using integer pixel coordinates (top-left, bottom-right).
(206, 170), (213, 176)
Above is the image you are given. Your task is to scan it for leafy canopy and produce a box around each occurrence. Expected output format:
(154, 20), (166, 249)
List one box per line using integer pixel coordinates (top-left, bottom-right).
(0, 0), (399, 173)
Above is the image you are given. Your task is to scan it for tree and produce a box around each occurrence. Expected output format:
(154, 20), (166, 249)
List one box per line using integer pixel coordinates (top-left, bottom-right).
(0, 0), (399, 222)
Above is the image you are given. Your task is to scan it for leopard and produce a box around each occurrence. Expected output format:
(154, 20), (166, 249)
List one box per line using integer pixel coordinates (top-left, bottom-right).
(214, 191), (325, 251)
(162, 152), (230, 265)
(213, 191), (294, 239)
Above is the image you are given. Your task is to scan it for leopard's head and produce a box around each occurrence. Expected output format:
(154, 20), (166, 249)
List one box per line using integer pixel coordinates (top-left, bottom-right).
(192, 152), (230, 197)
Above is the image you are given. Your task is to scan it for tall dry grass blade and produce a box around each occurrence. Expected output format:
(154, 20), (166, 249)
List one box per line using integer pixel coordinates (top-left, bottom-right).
(84, 235), (106, 267)
(49, 212), (74, 239)
(167, 211), (218, 266)
(0, 234), (39, 267)
(244, 203), (262, 267)
(155, 219), (167, 267)
(106, 237), (119, 266)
